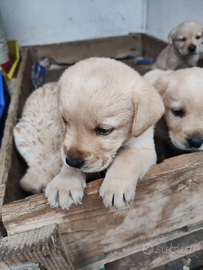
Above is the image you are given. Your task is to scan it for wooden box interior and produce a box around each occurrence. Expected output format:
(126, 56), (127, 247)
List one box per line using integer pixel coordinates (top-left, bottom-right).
(1, 33), (203, 270)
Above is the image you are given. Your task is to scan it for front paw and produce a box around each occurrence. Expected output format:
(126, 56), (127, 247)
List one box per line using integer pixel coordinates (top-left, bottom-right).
(45, 174), (86, 210)
(99, 178), (136, 210)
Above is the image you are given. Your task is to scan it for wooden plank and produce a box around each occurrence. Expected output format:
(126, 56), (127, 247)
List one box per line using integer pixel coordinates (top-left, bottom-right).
(0, 224), (75, 270)
(105, 228), (203, 270)
(0, 185), (6, 238)
(29, 34), (141, 63)
(2, 152), (203, 269)
(0, 48), (33, 205)
(0, 185), (5, 213)
(141, 33), (167, 59)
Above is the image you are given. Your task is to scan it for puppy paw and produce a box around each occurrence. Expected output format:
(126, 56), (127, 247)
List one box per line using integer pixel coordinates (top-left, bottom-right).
(99, 178), (136, 210)
(45, 174), (86, 210)
(20, 168), (51, 194)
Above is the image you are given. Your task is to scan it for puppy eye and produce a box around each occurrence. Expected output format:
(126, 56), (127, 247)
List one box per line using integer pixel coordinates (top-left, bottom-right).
(171, 109), (184, 117)
(179, 37), (186, 42)
(62, 116), (68, 124)
(196, 35), (201, 40)
(96, 127), (113, 135)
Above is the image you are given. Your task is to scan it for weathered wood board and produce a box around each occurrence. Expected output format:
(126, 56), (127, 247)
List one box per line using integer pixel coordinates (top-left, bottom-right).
(105, 228), (203, 270)
(2, 152), (203, 269)
(0, 224), (75, 270)
(29, 34), (141, 64)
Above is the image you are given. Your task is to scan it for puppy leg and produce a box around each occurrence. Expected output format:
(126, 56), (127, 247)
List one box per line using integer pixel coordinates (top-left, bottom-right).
(100, 146), (156, 210)
(45, 164), (86, 210)
(20, 159), (62, 194)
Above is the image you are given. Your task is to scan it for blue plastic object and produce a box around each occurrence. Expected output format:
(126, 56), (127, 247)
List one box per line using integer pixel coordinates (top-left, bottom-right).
(31, 62), (46, 91)
(0, 69), (10, 147)
(134, 58), (156, 65)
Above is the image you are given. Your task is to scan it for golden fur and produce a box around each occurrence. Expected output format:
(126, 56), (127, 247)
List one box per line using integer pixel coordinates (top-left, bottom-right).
(144, 67), (203, 162)
(153, 21), (203, 70)
(14, 57), (164, 210)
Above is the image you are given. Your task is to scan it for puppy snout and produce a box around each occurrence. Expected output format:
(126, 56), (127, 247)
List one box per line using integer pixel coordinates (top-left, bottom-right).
(188, 45), (196, 53)
(66, 157), (84, 169)
(65, 148), (84, 169)
(187, 136), (203, 149)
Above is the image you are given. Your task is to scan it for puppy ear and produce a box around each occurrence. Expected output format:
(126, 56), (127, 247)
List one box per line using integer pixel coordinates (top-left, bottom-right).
(168, 27), (177, 43)
(152, 74), (170, 97)
(132, 80), (165, 137)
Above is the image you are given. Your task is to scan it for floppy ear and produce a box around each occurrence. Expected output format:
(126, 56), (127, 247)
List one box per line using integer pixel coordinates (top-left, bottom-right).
(132, 80), (165, 137)
(152, 74), (170, 98)
(168, 27), (177, 43)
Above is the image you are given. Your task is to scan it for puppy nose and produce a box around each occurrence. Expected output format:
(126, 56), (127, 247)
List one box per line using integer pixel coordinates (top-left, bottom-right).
(66, 157), (84, 169)
(188, 45), (196, 53)
(187, 136), (203, 148)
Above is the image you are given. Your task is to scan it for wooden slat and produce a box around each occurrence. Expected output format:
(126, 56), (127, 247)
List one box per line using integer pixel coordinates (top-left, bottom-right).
(0, 185), (5, 212)
(0, 48), (33, 205)
(0, 48), (28, 186)
(0, 185), (6, 238)
(29, 34), (141, 63)
(105, 228), (203, 270)
(0, 224), (75, 270)
(141, 33), (168, 59)
(2, 152), (203, 269)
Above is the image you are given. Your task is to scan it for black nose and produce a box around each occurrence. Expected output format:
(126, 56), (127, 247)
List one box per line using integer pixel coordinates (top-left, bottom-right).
(66, 157), (84, 169)
(187, 136), (203, 148)
(188, 45), (196, 53)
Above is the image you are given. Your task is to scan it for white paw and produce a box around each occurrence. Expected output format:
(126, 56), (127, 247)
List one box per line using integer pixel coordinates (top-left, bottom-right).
(99, 178), (136, 210)
(45, 174), (86, 210)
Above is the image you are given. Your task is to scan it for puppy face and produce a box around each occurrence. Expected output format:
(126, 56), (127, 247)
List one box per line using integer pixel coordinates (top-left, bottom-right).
(57, 58), (164, 173)
(154, 67), (203, 151)
(168, 21), (203, 56)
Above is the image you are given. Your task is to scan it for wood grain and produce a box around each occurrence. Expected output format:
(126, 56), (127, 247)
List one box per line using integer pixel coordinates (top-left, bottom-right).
(0, 224), (75, 270)
(2, 152), (203, 269)
(105, 228), (203, 270)
(0, 48), (32, 204)
(29, 34), (141, 63)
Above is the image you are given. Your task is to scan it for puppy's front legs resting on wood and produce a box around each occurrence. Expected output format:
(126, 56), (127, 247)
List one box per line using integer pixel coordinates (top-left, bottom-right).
(100, 130), (156, 210)
(45, 164), (86, 209)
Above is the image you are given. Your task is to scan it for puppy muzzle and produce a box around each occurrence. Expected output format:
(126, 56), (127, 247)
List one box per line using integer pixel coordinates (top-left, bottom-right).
(187, 135), (203, 149)
(188, 45), (197, 54)
(66, 157), (84, 169)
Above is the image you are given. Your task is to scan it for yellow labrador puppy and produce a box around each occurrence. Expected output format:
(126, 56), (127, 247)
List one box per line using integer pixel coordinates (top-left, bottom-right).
(153, 21), (203, 70)
(144, 67), (203, 162)
(14, 58), (164, 210)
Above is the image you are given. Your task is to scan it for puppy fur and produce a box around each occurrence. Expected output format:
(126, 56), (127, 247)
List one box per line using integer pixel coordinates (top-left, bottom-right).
(153, 21), (203, 70)
(14, 57), (164, 210)
(144, 67), (203, 162)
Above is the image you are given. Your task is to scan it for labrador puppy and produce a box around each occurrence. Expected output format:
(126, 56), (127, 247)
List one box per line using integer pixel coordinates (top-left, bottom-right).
(144, 67), (203, 162)
(153, 21), (203, 70)
(14, 57), (164, 210)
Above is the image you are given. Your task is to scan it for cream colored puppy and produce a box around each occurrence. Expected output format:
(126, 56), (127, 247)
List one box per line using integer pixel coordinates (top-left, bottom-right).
(153, 21), (203, 70)
(14, 57), (164, 210)
(144, 67), (203, 162)
(143, 69), (173, 86)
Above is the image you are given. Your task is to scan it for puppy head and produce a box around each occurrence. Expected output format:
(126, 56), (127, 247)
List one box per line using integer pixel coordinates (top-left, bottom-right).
(57, 58), (164, 173)
(168, 20), (203, 56)
(153, 67), (203, 151)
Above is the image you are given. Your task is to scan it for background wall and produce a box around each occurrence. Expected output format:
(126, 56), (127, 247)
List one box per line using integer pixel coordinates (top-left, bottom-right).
(0, 0), (147, 46)
(1, 0), (203, 47)
(146, 0), (203, 42)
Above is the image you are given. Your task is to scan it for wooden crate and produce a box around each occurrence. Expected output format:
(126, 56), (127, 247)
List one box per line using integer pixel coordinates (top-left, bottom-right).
(0, 33), (203, 270)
